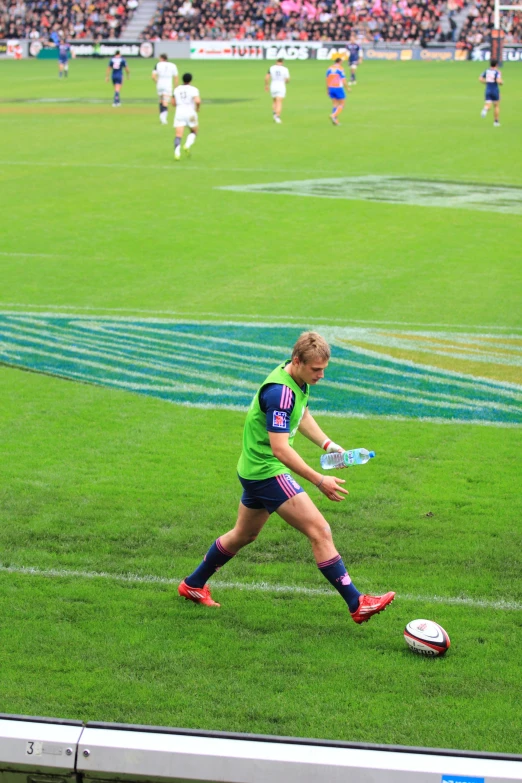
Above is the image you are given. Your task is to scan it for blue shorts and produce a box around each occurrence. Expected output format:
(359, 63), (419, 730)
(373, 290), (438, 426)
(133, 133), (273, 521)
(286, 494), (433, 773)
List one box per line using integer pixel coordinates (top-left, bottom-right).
(239, 473), (304, 514)
(485, 87), (499, 102)
(59, 57), (68, 64)
(349, 58), (359, 66)
(112, 76), (123, 85)
(328, 88), (345, 100)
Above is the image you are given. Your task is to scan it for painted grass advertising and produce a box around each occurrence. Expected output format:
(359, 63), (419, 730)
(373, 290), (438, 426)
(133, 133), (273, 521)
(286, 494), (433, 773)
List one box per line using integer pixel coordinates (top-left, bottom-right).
(0, 312), (521, 425)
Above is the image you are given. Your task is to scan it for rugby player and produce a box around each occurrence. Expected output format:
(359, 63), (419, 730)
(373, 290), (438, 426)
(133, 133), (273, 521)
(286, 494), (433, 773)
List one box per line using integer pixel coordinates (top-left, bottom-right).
(347, 33), (362, 85)
(326, 57), (347, 125)
(105, 50), (130, 107)
(480, 59), (503, 127)
(179, 332), (396, 624)
(264, 57), (290, 124)
(152, 53), (179, 125)
(172, 72), (201, 160)
(57, 38), (75, 78)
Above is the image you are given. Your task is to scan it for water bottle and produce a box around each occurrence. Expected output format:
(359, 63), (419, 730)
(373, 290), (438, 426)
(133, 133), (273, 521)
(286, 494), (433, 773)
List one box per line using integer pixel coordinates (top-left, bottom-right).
(320, 449), (376, 470)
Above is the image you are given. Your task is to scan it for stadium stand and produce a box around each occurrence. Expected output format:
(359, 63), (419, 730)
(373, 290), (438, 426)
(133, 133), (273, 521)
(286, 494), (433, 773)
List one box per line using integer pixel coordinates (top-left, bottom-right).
(139, 0), (495, 44)
(0, 0), (135, 39)
(0, 0), (519, 42)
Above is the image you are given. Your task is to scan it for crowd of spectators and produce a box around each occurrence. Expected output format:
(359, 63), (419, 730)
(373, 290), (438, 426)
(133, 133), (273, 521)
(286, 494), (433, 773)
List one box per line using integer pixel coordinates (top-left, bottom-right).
(141, 0), (454, 43)
(0, 0), (136, 39)
(1, 0), (520, 43)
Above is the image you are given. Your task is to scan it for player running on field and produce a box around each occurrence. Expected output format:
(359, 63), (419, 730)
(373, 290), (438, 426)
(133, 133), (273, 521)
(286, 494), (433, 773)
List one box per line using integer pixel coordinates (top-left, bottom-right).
(153, 53), (179, 125)
(347, 33), (362, 86)
(480, 58), (503, 127)
(172, 72), (201, 160)
(179, 331), (396, 624)
(326, 57), (347, 125)
(265, 57), (290, 124)
(106, 50), (130, 107)
(57, 38), (75, 78)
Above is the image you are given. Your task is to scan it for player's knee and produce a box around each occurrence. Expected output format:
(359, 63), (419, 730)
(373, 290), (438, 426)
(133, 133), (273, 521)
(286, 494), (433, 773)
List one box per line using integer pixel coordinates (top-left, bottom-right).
(233, 528), (258, 547)
(308, 521), (332, 546)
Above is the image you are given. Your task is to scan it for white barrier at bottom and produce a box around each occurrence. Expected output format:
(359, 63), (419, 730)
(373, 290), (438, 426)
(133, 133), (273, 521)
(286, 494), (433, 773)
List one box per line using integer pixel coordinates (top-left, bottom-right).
(0, 715), (521, 783)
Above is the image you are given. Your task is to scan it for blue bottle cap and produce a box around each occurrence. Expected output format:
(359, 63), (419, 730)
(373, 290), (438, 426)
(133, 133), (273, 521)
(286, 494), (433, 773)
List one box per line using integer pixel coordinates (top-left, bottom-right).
(369, 451), (376, 458)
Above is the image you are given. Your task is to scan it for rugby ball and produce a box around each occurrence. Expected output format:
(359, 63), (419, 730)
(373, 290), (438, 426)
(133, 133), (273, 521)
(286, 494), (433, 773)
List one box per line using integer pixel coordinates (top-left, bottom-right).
(404, 619), (450, 656)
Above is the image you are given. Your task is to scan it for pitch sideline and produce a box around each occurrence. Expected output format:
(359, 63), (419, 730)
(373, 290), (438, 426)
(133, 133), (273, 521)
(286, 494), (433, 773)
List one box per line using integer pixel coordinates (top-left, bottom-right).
(0, 564), (520, 612)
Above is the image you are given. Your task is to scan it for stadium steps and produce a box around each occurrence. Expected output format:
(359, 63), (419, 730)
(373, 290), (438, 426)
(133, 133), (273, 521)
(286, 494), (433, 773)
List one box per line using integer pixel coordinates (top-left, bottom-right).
(438, 3), (473, 41)
(121, 0), (159, 38)
(454, 4), (474, 36)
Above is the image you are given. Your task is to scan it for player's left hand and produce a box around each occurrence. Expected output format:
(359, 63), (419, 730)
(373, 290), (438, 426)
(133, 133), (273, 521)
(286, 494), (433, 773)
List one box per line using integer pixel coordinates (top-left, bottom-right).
(318, 475), (349, 502)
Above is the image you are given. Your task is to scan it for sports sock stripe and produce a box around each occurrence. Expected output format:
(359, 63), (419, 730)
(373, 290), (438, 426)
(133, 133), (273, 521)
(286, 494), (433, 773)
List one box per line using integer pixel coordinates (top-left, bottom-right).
(317, 554), (342, 569)
(216, 537), (235, 557)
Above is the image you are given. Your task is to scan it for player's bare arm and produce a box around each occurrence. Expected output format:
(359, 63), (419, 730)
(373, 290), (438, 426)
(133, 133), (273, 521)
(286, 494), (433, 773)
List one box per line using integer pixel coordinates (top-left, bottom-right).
(174, 74), (179, 88)
(264, 72), (270, 92)
(105, 66), (111, 82)
(152, 70), (158, 82)
(298, 408), (337, 449)
(269, 431), (348, 502)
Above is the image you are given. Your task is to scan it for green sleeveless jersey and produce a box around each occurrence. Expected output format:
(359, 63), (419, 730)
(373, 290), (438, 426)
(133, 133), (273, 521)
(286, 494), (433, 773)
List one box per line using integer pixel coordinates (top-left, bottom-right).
(237, 362), (310, 480)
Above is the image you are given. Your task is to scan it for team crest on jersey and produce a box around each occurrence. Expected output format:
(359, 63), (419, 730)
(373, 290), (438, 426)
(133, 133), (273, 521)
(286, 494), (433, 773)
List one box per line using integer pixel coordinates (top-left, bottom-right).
(0, 313), (520, 427)
(273, 410), (288, 428)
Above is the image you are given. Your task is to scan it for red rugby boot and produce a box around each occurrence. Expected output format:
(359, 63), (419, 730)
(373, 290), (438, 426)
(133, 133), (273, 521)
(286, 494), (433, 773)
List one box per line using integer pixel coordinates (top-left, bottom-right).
(350, 591), (395, 624)
(178, 580), (220, 607)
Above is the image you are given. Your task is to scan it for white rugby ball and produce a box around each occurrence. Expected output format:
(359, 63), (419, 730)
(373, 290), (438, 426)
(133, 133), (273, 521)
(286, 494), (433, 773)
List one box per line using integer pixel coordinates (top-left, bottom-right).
(404, 619), (450, 656)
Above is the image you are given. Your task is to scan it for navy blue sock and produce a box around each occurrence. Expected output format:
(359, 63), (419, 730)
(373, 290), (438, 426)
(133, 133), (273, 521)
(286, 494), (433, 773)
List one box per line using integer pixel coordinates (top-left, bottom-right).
(185, 538), (235, 588)
(318, 555), (361, 612)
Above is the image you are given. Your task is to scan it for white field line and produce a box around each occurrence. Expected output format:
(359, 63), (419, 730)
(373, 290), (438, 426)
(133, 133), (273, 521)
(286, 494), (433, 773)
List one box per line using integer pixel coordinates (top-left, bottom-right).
(0, 160), (353, 174)
(0, 306), (521, 334)
(0, 564), (520, 612)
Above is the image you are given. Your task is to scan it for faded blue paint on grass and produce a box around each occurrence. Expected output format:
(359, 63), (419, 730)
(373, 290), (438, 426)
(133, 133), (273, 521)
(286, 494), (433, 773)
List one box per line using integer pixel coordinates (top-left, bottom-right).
(0, 313), (520, 426)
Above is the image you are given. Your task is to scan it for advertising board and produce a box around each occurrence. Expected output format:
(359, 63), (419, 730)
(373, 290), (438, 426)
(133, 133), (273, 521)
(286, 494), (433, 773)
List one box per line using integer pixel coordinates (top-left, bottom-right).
(28, 40), (154, 58)
(472, 44), (522, 62)
(190, 41), (468, 60)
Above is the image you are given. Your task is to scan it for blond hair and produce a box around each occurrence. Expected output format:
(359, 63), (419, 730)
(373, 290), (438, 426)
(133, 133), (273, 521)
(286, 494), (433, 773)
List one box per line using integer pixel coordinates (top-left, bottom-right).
(291, 331), (331, 364)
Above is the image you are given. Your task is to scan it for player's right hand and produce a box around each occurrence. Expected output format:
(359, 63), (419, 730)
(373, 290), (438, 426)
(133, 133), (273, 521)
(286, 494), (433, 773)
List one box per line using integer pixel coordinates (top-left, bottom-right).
(318, 475), (349, 502)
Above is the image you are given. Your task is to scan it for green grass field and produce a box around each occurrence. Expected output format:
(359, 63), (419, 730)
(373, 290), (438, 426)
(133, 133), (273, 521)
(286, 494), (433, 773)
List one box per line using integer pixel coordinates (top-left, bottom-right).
(0, 57), (521, 754)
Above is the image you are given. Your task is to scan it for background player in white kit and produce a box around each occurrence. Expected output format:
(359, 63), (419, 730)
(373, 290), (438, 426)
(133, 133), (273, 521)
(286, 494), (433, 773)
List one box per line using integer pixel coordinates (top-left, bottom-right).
(264, 58), (290, 124)
(172, 73), (201, 160)
(152, 54), (179, 125)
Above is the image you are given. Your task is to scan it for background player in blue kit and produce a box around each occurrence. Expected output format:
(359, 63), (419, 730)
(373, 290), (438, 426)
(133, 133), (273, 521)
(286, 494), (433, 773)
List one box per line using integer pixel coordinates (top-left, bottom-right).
(326, 58), (347, 125)
(347, 34), (362, 86)
(57, 39), (75, 78)
(106, 50), (130, 107)
(480, 59), (503, 127)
